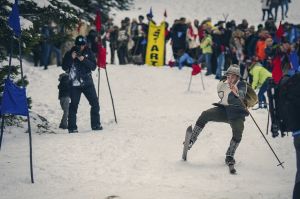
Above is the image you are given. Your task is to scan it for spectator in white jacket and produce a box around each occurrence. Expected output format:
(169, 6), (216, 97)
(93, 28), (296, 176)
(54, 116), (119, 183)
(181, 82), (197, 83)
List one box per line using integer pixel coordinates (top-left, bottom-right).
(186, 20), (200, 60)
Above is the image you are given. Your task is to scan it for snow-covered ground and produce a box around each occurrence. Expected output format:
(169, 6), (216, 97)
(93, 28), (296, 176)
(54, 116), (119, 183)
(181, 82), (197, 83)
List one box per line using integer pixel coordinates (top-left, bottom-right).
(1, 0), (299, 198)
(0, 60), (296, 199)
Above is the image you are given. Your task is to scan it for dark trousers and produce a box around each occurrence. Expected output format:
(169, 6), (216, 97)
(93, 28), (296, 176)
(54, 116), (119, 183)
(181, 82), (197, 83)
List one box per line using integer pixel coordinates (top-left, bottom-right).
(271, 6), (279, 21)
(60, 97), (70, 128)
(195, 106), (244, 158)
(196, 106), (244, 143)
(51, 45), (62, 66)
(258, 78), (269, 105)
(262, 9), (272, 21)
(41, 42), (51, 68)
(110, 45), (117, 64)
(68, 85), (100, 130)
(294, 136), (300, 199)
(117, 45), (127, 65)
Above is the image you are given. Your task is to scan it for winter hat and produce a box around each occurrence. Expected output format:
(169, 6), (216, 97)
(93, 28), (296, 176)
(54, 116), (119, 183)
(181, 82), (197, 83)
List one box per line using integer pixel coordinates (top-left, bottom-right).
(225, 64), (241, 77)
(75, 35), (86, 46)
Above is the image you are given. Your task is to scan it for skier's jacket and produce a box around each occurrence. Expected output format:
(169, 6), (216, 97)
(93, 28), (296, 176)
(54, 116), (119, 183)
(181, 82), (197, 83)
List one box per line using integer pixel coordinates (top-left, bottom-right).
(214, 78), (249, 120)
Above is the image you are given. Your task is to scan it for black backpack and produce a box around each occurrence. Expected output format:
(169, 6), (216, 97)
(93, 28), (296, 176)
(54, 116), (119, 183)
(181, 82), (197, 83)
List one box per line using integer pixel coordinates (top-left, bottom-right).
(277, 73), (300, 132)
(268, 73), (300, 137)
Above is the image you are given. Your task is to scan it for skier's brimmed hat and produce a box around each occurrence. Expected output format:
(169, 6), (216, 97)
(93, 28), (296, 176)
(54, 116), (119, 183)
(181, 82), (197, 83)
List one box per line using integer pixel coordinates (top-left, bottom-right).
(225, 64), (241, 77)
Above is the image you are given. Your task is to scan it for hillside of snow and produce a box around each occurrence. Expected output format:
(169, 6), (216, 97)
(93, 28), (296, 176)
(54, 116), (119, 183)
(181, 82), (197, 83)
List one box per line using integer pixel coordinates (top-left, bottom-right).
(112, 0), (300, 26)
(1, 0), (299, 198)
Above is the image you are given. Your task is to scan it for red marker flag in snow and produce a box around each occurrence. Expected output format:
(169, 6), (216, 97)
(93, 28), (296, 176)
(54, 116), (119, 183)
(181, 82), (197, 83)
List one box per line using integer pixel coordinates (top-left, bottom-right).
(276, 21), (284, 41)
(191, 64), (201, 76)
(95, 10), (101, 32)
(97, 44), (106, 69)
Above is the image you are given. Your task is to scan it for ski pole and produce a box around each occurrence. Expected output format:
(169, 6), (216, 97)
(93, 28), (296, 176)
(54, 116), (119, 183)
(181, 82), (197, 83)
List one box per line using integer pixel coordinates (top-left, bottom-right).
(187, 74), (192, 91)
(238, 97), (284, 169)
(97, 67), (100, 99)
(200, 72), (205, 90)
(266, 105), (270, 135)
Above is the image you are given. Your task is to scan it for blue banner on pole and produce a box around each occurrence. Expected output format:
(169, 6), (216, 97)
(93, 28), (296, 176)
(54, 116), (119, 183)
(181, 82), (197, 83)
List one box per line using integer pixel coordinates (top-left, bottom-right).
(0, 79), (29, 116)
(8, 0), (21, 37)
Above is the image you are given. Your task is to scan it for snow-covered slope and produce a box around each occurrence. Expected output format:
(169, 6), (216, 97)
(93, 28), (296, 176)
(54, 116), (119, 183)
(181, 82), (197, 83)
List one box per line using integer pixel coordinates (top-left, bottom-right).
(1, 0), (299, 198)
(0, 60), (296, 199)
(112, 0), (300, 26)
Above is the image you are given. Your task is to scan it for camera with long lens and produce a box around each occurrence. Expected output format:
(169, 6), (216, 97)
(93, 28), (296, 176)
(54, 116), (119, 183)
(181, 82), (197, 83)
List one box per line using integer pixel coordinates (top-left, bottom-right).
(72, 46), (82, 57)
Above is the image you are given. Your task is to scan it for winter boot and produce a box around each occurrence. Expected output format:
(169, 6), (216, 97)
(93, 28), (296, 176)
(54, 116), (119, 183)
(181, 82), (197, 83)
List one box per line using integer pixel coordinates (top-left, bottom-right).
(92, 124), (103, 131)
(225, 156), (236, 165)
(263, 102), (268, 109)
(225, 139), (240, 165)
(252, 103), (262, 110)
(188, 125), (203, 150)
(59, 123), (68, 129)
(68, 129), (78, 133)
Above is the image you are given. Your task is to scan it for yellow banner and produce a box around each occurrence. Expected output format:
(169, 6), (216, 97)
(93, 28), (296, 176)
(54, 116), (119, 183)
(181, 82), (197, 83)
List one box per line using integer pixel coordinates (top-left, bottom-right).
(145, 21), (165, 66)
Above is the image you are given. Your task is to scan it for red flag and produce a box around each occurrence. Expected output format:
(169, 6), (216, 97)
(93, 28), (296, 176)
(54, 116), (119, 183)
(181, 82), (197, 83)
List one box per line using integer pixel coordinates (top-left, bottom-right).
(276, 21), (284, 41)
(191, 64), (202, 76)
(168, 60), (175, 67)
(272, 56), (283, 84)
(77, 19), (83, 34)
(164, 9), (167, 18)
(95, 10), (101, 32)
(97, 43), (106, 69)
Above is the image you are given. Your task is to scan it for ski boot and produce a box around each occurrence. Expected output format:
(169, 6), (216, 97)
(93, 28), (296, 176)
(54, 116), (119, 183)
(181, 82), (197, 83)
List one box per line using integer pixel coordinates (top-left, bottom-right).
(188, 125), (203, 149)
(225, 156), (236, 165)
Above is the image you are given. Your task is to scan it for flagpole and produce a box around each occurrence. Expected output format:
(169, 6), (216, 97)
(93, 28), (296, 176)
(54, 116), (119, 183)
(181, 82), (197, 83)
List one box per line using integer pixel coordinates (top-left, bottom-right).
(200, 72), (205, 90)
(19, 36), (34, 183)
(0, 116), (5, 150)
(97, 67), (100, 99)
(96, 10), (101, 100)
(27, 115), (34, 183)
(7, 37), (14, 78)
(97, 36), (101, 99)
(105, 68), (117, 123)
(0, 37), (14, 150)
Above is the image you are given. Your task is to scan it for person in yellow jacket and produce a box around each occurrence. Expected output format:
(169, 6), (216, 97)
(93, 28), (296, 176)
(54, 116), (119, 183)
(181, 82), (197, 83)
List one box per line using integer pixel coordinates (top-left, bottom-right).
(200, 30), (213, 76)
(249, 62), (272, 109)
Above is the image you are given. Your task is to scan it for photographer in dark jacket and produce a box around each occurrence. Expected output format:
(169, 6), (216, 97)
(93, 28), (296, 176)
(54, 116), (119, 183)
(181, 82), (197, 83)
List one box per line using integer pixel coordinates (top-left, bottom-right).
(62, 35), (102, 133)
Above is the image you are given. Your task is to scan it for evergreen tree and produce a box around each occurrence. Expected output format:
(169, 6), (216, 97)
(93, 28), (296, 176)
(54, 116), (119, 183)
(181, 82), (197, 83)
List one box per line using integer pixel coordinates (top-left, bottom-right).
(69, 0), (133, 22)
(0, 0), (78, 125)
(0, 0), (133, 127)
